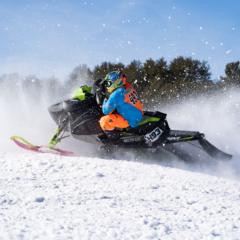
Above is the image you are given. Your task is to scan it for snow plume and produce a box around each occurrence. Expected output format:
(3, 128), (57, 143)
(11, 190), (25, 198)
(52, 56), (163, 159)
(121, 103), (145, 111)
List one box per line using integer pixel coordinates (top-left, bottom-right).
(0, 74), (94, 154)
(158, 89), (240, 180)
(0, 75), (54, 151)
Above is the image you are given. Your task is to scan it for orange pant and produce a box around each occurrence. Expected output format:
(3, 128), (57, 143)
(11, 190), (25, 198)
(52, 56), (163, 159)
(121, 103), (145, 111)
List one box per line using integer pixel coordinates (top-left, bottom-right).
(99, 114), (129, 131)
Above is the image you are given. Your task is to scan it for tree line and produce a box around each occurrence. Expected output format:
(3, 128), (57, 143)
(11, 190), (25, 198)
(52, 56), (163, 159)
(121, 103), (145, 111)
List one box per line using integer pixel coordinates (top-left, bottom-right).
(0, 56), (239, 106)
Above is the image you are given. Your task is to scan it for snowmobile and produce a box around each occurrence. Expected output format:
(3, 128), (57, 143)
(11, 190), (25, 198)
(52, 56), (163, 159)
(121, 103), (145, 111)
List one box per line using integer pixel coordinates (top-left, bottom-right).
(47, 82), (232, 161)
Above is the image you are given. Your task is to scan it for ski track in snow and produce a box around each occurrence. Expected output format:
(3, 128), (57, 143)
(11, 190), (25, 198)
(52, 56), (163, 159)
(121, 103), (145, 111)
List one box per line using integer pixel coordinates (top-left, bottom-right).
(1, 152), (240, 240)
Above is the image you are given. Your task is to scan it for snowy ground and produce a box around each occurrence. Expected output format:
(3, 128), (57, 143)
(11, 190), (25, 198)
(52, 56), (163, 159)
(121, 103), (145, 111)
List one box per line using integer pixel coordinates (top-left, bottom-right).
(1, 152), (240, 240)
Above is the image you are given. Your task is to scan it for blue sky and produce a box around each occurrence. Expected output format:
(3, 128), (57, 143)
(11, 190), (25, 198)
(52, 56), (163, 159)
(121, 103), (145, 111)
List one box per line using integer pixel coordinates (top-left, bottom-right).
(0, 0), (239, 79)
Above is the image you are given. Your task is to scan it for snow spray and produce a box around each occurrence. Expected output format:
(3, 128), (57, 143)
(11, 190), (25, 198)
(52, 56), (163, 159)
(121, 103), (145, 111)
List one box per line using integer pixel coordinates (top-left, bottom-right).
(159, 89), (240, 180)
(0, 76), (95, 154)
(0, 77), (54, 151)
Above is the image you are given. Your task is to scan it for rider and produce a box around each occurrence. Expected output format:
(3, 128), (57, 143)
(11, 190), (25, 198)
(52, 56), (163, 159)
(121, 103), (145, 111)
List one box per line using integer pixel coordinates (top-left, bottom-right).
(48, 73), (143, 148)
(99, 71), (143, 133)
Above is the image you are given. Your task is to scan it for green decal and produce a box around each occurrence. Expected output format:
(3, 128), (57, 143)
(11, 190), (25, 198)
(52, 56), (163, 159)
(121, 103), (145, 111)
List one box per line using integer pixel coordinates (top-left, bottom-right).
(72, 85), (92, 101)
(139, 116), (160, 126)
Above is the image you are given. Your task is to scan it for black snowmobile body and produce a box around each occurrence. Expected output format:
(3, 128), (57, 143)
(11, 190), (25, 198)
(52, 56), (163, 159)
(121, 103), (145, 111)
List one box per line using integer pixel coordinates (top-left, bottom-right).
(48, 94), (232, 161)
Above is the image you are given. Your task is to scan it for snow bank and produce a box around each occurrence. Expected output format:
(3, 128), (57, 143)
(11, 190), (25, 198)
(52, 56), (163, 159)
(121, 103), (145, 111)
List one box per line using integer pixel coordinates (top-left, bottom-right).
(1, 152), (240, 239)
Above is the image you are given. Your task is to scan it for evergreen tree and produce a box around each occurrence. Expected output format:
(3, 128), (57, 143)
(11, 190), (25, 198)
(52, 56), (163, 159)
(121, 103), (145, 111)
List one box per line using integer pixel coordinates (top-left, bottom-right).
(169, 56), (211, 82)
(124, 60), (143, 91)
(147, 58), (169, 95)
(221, 61), (240, 86)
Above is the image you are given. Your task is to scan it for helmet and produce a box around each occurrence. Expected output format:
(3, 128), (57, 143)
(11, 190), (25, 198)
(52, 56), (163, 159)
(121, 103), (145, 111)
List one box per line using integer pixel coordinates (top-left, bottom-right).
(104, 71), (127, 93)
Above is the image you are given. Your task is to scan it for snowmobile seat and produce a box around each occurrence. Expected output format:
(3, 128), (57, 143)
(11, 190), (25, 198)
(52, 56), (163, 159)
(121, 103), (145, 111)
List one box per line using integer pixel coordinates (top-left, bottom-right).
(139, 111), (167, 126)
(120, 111), (168, 135)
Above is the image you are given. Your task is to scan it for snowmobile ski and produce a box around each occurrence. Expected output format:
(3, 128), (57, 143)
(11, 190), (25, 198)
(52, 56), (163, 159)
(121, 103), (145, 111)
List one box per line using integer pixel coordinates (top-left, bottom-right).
(10, 136), (77, 157)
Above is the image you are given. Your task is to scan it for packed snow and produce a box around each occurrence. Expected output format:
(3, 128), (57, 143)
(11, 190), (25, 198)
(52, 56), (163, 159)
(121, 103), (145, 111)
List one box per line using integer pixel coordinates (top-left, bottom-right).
(1, 152), (240, 239)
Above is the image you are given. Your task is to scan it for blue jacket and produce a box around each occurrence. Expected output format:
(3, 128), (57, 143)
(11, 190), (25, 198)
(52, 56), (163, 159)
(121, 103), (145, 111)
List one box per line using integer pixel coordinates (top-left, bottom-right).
(102, 87), (143, 127)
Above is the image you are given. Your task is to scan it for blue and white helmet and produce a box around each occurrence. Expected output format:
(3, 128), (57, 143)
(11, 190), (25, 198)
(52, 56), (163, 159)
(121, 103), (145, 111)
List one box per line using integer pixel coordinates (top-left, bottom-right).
(104, 71), (127, 93)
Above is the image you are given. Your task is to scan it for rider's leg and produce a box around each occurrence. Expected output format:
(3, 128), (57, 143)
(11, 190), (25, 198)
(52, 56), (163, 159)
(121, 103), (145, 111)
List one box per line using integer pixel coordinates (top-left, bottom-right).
(99, 113), (129, 131)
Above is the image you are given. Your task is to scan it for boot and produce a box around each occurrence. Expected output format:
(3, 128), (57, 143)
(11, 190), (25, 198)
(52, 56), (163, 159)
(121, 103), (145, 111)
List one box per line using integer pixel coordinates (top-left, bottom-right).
(104, 130), (120, 140)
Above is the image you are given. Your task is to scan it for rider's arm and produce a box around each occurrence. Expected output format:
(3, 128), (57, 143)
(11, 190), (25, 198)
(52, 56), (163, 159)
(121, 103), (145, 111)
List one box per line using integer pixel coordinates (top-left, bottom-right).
(102, 88), (125, 115)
